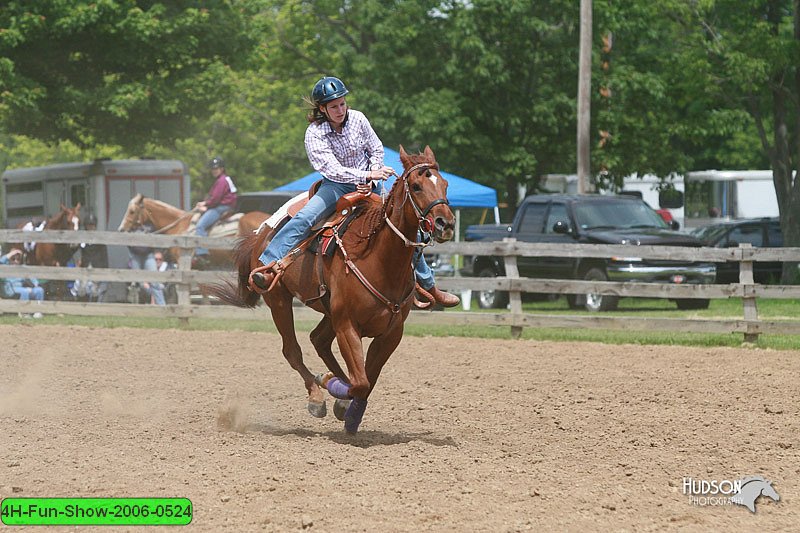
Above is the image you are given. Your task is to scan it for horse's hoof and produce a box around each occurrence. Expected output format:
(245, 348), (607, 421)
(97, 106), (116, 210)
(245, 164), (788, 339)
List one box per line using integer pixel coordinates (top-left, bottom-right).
(333, 399), (351, 421)
(344, 398), (368, 434)
(307, 400), (327, 418)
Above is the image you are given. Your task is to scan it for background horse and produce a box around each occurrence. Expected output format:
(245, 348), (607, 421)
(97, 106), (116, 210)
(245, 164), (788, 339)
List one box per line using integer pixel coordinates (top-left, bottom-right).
(206, 146), (455, 434)
(9, 203), (82, 299)
(117, 194), (269, 267)
(13, 203), (82, 267)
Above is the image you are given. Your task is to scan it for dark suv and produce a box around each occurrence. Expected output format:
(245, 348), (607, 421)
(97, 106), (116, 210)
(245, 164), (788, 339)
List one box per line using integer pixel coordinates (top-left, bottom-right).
(690, 217), (783, 284)
(235, 191), (300, 215)
(464, 194), (716, 311)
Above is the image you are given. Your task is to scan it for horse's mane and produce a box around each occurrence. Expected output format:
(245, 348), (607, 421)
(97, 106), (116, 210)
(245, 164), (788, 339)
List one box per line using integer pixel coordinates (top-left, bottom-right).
(343, 149), (439, 258)
(144, 197), (187, 217)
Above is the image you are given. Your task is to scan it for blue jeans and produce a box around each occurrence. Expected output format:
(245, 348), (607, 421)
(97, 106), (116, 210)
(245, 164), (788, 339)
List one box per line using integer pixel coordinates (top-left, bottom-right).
(414, 244), (435, 290)
(130, 252), (156, 272)
(146, 282), (166, 306)
(258, 179), (437, 288)
(260, 180), (357, 265)
(195, 204), (230, 256)
(14, 285), (44, 301)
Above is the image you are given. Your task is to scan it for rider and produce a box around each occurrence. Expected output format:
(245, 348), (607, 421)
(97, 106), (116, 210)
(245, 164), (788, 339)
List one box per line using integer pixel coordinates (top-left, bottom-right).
(250, 75), (459, 307)
(193, 156), (237, 269)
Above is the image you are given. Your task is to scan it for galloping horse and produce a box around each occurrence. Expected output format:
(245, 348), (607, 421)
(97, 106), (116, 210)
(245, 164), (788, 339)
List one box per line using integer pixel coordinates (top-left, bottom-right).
(117, 195), (268, 266)
(206, 146), (455, 433)
(15, 203), (82, 266)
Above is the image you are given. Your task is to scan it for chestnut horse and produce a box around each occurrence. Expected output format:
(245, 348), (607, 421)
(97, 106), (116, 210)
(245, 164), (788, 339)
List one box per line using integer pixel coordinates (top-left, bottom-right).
(206, 146), (455, 434)
(117, 194), (268, 267)
(15, 203), (82, 266)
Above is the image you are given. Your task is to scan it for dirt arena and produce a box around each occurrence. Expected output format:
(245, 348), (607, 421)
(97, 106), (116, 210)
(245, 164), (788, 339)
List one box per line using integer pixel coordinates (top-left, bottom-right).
(1, 324), (797, 531)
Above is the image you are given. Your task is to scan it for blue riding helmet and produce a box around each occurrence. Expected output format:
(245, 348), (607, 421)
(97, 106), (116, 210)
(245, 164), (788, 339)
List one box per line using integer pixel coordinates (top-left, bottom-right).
(312, 76), (349, 105)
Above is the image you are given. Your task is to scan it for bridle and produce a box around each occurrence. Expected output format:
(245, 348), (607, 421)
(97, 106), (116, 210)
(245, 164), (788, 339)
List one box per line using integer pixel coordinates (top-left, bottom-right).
(383, 162), (449, 248)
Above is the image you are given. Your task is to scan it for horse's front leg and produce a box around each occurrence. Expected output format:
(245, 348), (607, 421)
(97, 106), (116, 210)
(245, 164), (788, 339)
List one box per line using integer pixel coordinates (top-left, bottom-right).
(265, 289), (326, 418)
(328, 322), (370, 433)
(364, 321), (405, 394)
(339, 321), (406, 433)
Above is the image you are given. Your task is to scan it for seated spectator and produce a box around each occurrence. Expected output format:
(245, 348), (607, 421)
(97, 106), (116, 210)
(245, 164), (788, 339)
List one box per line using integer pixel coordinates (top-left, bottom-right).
(126, 221), (159, 304)
(142, 251), (169, 306)
(71, 213), (109, 302)
(1, 248), (44, 318)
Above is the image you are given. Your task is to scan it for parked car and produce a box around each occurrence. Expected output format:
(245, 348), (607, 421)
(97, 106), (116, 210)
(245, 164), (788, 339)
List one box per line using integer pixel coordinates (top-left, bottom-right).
(463, 194), (716, 311)
(689, 217), (783, 284)
(235, 191), (300, 215)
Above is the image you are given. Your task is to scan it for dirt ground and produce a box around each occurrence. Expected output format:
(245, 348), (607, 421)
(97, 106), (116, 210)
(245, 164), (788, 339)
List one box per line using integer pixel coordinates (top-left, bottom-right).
(0, 324), (797, 532)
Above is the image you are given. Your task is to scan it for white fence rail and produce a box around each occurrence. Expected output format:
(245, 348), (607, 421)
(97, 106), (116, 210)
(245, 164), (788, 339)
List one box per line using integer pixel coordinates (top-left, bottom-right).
(2, 230), (799, 341)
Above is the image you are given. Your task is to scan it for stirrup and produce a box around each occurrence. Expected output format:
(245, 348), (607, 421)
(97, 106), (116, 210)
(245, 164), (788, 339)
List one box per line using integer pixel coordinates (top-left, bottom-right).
(248, 261), (284, 294)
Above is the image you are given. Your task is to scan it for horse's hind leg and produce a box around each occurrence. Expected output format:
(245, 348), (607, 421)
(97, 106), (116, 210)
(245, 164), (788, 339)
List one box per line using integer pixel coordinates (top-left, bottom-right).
(265, 289), (327, 418)
(310, 316), (347, 379)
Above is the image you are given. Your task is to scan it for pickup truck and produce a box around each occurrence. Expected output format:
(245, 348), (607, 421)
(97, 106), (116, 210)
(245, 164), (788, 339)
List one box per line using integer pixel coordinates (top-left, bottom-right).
(463, 194), (716, 311)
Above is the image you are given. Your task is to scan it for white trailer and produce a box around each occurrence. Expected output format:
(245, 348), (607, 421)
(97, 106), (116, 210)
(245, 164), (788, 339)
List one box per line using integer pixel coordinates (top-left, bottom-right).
(2, 159), (190, 269)
(685, 170), (779, 224)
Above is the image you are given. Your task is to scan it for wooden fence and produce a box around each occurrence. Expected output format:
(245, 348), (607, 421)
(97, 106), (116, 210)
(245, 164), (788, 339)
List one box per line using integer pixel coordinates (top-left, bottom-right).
(1, 229), (799, 341)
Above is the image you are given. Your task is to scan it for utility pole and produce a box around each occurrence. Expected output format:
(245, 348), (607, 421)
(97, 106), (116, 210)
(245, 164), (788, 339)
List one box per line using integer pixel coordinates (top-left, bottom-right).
(577, 0), (592, 193)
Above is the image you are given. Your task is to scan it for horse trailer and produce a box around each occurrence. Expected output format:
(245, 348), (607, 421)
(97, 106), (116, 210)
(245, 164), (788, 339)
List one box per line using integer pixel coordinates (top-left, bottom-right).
(2, 158), (191, 302)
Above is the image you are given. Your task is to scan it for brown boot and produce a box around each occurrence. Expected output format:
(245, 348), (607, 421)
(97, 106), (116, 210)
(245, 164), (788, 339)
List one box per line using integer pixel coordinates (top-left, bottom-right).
(250, 271), (274, 292)
(249, 261), (282, 293)
(430, 286), (460, 308)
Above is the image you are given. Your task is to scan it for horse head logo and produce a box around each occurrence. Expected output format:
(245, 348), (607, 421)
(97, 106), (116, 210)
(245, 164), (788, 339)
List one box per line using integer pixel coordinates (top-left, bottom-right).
(730, 476), (780, 513)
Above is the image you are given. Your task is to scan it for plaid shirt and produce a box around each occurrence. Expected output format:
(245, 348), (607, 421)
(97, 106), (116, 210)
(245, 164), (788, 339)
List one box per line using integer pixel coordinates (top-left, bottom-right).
(304, 109), (384, 184)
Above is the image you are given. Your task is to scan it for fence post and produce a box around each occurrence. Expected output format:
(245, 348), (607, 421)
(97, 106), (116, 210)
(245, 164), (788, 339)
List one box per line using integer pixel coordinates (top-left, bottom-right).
(503, 238), (523, 339)
(738, 243), (759, 343)
(176, 247), (193, 327)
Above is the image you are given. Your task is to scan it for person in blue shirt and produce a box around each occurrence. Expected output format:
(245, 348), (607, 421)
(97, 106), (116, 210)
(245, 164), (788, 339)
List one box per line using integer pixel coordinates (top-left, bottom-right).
(1, 248), (45, 315)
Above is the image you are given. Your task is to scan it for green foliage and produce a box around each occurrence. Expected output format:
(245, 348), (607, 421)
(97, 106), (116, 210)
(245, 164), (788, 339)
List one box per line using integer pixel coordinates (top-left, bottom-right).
(0, 1), (258, 151)
(1, 0), (797, 237)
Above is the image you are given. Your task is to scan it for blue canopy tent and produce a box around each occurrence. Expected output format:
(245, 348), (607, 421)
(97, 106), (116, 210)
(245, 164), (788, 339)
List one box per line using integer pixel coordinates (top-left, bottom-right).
(275, 147), (500, 223)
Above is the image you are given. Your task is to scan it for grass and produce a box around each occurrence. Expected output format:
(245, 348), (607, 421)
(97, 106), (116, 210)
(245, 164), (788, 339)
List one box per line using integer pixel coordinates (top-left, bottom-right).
(2, 295), (800, 350)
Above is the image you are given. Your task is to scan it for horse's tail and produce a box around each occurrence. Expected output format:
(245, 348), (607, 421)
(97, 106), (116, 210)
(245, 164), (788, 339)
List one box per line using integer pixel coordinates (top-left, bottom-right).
(201, 231), (267, 308)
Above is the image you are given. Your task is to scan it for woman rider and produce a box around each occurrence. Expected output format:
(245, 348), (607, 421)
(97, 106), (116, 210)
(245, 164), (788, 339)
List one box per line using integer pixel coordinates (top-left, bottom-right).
(250, 76), (459, 307)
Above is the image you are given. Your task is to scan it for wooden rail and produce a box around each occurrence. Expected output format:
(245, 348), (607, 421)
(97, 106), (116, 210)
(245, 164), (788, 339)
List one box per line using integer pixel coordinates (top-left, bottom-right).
(2, 230), (799, 341)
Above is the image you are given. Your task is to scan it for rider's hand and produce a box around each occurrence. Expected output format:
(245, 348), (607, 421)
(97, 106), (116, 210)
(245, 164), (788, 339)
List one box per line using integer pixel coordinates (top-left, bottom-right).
(356, 183), (372, 195)
(368, 166), (393, 181)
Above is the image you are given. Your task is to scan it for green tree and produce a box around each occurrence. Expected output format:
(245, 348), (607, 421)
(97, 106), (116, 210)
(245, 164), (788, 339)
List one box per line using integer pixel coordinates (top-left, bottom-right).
(0, 1), (258, 151)
(259, 0), (581, 209)
(669, 0), (800, 281)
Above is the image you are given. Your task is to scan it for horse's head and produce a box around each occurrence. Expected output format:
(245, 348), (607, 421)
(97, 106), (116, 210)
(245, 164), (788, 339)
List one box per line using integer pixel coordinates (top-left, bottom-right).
(118, 194), (147, 231)
(56, 203), (81, 230)
(397, 145), (455, 243)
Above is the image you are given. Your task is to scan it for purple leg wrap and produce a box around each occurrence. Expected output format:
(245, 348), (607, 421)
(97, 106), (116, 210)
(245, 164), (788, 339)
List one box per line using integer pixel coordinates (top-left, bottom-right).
(325, 377), (352, 400)
(344, 397), (368, 433)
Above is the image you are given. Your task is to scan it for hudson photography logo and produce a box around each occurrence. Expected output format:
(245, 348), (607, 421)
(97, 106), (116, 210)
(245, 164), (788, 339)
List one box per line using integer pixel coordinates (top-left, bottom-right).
(682, 475), (780, 513)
